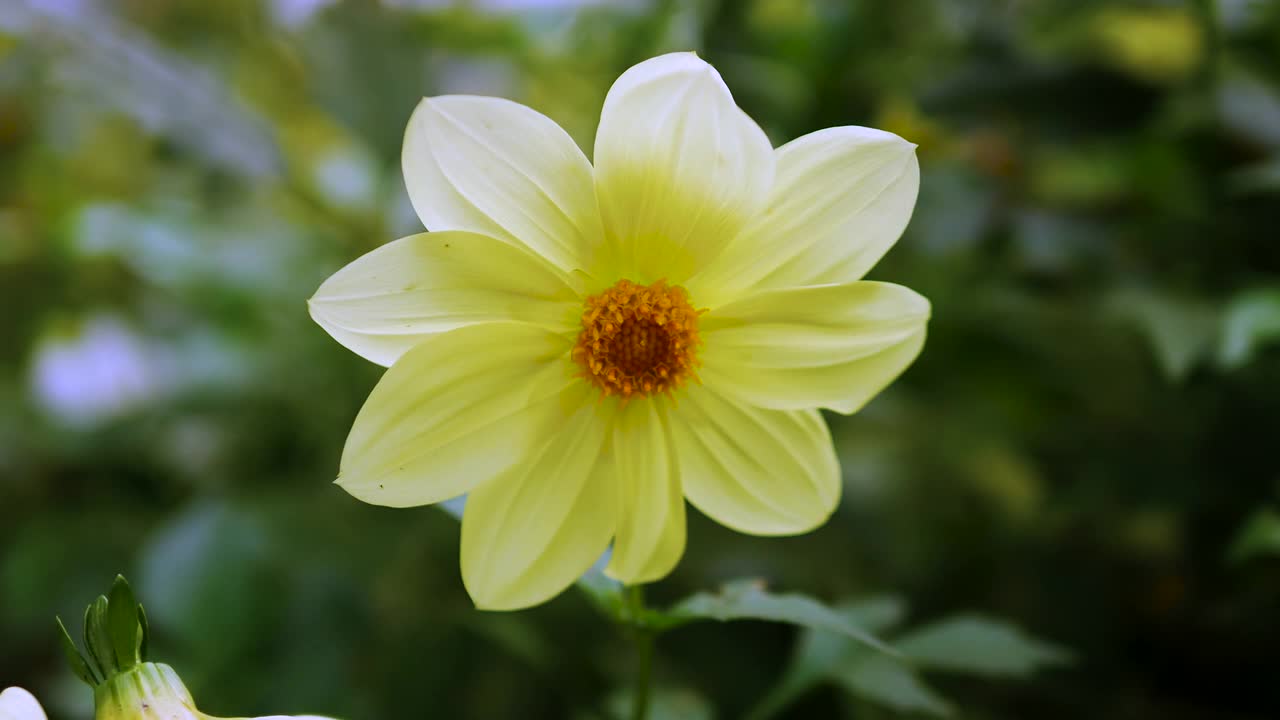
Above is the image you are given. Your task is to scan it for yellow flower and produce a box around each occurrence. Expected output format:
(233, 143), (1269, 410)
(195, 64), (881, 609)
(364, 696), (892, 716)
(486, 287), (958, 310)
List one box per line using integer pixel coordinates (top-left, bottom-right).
(0, 688), (46, 720)
(310, 52), (929, 610)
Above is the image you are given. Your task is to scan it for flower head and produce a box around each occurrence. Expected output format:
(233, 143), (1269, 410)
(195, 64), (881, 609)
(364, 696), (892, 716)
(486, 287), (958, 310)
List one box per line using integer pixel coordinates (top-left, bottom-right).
(310, 52), (929, 610)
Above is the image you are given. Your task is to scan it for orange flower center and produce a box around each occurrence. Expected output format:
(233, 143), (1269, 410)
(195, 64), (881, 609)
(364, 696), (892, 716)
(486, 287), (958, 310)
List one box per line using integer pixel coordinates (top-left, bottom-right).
(572, 279), (704, 400)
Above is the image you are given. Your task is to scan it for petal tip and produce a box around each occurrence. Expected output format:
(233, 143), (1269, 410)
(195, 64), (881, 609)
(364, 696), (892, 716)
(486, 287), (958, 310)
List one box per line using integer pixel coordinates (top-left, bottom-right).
(464, 581), (541, 612)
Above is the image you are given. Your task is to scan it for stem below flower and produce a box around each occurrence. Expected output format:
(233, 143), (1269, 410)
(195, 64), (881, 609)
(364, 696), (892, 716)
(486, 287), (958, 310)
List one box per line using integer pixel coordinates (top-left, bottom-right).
(626, 586), (653, 720)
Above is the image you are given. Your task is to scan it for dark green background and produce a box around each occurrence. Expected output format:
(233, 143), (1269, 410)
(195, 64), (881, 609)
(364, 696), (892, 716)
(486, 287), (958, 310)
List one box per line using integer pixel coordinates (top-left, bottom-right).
(3, 0), (1279, 718)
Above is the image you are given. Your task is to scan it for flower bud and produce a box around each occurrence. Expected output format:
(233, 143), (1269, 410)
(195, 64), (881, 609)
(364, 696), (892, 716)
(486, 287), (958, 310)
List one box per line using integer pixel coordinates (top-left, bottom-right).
(58, 576), (338, 720)
(93, 662), (334, 720)
(93, 663), (200, 720)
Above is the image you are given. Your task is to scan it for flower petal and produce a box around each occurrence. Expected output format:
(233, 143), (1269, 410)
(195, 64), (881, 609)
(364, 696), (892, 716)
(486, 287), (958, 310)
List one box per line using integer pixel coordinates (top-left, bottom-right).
(669, 384), (840, 536)
(460, 385), (615, 610)
(402, 95), (605, 272)
(309, 231), (579, 367)
(605, 398), (686, 584)
(691, 126), (919, 305)
(337, 323), (577, 508)
(593, 52), (775, 284)
(0, 688), (46, 720)
(700, 281), (929, 414)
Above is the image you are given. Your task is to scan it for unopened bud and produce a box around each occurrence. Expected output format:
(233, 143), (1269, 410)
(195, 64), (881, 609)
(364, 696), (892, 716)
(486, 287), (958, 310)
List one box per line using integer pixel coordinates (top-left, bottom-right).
(58, 576), (338, 720)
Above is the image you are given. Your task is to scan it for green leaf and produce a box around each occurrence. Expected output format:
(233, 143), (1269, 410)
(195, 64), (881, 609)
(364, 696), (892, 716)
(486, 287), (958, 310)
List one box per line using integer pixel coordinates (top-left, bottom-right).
(107, 575), (141, 670)
(835, 655), (952, 717)
(837, 596), (909, 637)
(1229, 507), (1280, 563)
(85, 595), (115, 678)
(576, 564), (627, 623)
(661, 580), (895, 655)
(1109, 289), (1219, 382)
(139, 502), (273, 665)
(896, 614), (1072, 677)
(1227, 155), (1280, 194)
(1217, 288), (1280, 370)
(56, 616), (98, 686)
(746, 596), (907, 720)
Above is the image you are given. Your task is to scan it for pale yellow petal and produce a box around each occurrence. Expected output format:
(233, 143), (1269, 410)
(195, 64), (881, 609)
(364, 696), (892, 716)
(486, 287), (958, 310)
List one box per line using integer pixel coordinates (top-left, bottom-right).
(605, 398), (686, 584)
(0, 688), (46, 720)
(337, 323), (577, 508)
(461, 385), (616, 610)
(691, 126), (919, 305)
(668, 384), (840, 536)
(309, 231), (579, 367)
(402, 95), (606, 272)
(700, 281), (929, 414)
(593, 52), (774, 284)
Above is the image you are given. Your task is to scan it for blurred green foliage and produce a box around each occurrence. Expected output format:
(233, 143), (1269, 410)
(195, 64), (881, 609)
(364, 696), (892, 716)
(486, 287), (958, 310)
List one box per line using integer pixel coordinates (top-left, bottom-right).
(2, 0), (1280, 718)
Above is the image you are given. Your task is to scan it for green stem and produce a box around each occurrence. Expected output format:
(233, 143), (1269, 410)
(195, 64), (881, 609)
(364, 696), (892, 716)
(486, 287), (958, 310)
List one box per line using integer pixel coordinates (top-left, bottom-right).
(627, 586), (654, 720)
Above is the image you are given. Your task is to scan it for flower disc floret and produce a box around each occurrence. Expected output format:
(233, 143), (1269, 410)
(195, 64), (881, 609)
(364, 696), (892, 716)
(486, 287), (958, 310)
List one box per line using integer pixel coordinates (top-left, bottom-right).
(572, 279), (704, 399)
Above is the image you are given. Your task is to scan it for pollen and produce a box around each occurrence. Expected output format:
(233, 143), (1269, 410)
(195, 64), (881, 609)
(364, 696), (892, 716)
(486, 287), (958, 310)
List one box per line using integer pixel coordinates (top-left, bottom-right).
(572, 278), (705, 400)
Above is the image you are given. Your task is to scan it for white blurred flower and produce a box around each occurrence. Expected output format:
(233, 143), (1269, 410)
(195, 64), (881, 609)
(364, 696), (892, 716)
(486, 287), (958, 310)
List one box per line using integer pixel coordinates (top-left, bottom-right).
(29, 315), (168, 426)
(0, 688), (46, 720)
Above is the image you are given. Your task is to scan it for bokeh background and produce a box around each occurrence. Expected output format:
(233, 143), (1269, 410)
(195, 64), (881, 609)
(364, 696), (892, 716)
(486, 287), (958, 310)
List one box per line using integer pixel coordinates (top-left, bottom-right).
(3, 0), (1280, 718)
